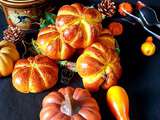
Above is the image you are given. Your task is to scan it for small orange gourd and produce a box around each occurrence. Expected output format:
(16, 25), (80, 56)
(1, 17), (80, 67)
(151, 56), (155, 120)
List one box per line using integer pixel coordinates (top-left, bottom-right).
(106, 86), (130, 120)
(40, 87), (101, 120)
(118, 2), (133, 16)
(141, 36), (156, 56)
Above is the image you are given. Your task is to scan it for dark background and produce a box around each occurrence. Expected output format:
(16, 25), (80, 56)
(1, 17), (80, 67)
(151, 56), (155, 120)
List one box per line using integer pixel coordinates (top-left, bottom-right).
(0, 0), (160, 120)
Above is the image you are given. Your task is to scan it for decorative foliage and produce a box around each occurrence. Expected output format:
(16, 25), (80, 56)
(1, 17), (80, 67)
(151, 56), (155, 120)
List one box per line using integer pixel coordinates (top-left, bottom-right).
(40, 12), (56, 29)
(32, 39), (42, 54)
(58, 60), (77, 72)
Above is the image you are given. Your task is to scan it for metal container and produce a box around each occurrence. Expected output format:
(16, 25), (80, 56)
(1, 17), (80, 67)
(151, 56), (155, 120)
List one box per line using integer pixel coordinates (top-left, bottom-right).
(0, 0), (49, 30)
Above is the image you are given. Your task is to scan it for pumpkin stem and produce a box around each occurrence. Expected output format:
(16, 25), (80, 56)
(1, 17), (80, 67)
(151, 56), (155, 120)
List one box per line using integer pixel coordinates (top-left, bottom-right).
(146, 36), (153, 43)
(60, 95), (80, 116)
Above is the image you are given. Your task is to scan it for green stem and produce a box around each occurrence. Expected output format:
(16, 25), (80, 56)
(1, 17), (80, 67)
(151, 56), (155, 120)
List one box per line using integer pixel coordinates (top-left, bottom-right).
(32, 39), (42, 54)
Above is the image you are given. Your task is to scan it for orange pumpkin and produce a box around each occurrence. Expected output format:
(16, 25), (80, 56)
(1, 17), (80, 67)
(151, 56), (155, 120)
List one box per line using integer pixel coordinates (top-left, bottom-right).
(40, 87), (101, 120)
(12, 55), (58, 93)
(0, 40), (20, 77)
(76, 41), (122, 91)
(56, 3), (102, 48)
(35, 25), (75, 60)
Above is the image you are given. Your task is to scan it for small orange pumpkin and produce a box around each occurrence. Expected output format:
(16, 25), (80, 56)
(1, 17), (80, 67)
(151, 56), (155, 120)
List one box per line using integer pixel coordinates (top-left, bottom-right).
(40, 87), (101, 120)
(0, 40), (20, 77)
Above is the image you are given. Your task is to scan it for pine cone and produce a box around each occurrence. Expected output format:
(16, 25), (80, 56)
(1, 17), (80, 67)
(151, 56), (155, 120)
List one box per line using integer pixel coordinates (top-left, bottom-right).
(3, 25), (25, 45)
(97, 0), (116, 17)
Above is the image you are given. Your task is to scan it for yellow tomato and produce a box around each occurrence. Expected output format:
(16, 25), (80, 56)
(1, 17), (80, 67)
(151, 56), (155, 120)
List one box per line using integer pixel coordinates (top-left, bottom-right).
(141, 36), (156, 56)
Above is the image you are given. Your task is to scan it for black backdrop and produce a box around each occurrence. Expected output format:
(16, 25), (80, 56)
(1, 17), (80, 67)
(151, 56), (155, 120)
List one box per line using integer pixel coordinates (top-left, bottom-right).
(0, 0), (160, 120)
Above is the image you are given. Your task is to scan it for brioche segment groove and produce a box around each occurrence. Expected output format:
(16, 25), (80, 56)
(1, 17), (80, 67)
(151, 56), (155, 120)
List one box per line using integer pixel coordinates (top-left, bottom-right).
(28, 66), (35, 92)
(57, 16), (80, 32)
(35, 66), (47, 88)
(81, 20), (92, 48)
